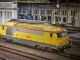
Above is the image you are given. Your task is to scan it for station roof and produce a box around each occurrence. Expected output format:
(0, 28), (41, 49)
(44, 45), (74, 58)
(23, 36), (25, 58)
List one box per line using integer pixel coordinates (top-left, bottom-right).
(18, 0), (80, 4)
(0, 0), (16, 2)
(0, 0), (80, 4)
(50, 0), (80, 3)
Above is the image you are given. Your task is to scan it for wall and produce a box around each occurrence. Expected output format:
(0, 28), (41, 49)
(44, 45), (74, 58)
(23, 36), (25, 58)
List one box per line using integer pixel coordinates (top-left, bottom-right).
(18, 3), (80, 27)
(0, 1), (17, 25)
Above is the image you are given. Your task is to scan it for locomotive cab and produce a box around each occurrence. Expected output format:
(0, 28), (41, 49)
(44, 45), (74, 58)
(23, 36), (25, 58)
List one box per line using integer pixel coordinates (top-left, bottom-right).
(56, 32), (70, 51)
(49, 27), (71, 52)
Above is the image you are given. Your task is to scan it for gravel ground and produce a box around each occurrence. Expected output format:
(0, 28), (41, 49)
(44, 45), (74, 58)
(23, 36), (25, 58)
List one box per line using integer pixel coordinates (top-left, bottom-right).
(0, 39), (73, 60)
(65, 46), (80, 56)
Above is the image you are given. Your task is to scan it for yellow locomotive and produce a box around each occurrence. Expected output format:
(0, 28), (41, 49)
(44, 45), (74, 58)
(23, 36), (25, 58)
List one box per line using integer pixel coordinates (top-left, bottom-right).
(0, 19), (70, 51)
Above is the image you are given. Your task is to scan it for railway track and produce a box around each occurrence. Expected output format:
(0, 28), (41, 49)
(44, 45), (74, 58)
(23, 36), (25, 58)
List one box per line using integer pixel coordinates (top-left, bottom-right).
(0, 44), (52, 60)
(65, 27), (80, 32)
(69, 37), (80, 46)
(70, 37), (80, 40)
(67, 29), (80, 32)
(21, 44), (80, 60)
(0, 57), (6, 60)
(41, 47), (80, 60)
(36, 45), (80, 60)
(70, 37), (80, 43)
(0, 38), (80, 60)
(54, 52), (80, 60)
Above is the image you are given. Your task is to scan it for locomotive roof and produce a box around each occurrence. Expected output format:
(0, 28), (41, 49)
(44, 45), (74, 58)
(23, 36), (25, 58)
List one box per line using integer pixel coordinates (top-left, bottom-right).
(9, 19), (48, 24)
(3, 19), (66, 33)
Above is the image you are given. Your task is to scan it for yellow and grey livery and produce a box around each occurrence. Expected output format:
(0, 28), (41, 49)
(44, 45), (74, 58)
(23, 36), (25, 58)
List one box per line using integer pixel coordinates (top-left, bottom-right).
(0, 19), (70, 51)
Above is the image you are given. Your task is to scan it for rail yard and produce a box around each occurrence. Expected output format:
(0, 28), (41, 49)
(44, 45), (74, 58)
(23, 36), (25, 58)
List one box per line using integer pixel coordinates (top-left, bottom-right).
(0, 31), (80, 60)
(0, 0), (80, 60)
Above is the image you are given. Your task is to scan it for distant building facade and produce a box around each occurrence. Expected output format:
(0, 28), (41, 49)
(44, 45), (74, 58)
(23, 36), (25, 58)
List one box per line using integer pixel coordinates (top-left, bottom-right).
(0, 0), (17, 25)
(18, 2), (80, 27)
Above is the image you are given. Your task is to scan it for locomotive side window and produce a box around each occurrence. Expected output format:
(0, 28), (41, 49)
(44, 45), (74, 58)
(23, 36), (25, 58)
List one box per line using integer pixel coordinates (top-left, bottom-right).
(50, 33), (52, 37)
(57, 33), (62, 38)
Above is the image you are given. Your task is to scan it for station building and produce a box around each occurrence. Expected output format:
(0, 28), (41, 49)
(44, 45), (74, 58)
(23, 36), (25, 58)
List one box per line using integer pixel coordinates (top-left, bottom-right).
(0, 0), (80, 27)
(18, 0), (80, 27)
(0, 0), (17, 25)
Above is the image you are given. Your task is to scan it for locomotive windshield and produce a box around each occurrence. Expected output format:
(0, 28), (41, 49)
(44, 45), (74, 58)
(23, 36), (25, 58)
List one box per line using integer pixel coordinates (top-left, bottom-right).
(57, 33), (62, 38)
(57, 32), (68, 38)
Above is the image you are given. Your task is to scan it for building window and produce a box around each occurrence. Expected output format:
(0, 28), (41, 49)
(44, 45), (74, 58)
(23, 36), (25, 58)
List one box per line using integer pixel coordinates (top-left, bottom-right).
(41, 16), (44, 21)
(35, 15), (38, 20)
(65, 10), (67, 15)
(30, 10), (31, 14)
(33, 9), (37, 14)
(5, 11), (12, 19)
(23, 10), (26, 13)
(18, 8), (20, 13)
(62, 10), (67, 16)
(0, 11), (2, 18)
(63, 17), (66, 22)
(7, 11), (9, 19)
(41, 10), (44, 14)
(9, 11), (12, 19)
(22, 8), (26, 13)
(5, 11), (6, 19)
(71, 11), (76, 16)
(55, 11), (58, 15)
(47, 10), (51, 14)
(55, 16), (58, 22)
(28, 9), (32, 14)
(48, 16), (51, 22)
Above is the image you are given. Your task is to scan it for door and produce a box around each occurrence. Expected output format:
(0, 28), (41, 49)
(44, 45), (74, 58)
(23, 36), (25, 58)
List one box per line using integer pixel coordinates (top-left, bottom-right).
(55, 16), (59, 25)
(62, 17), (66, 25)
(49, 33), (54, 46)
(71, 16), (75, 26)
(48, 16), (51, 22)
(35, 15), (38, 20)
